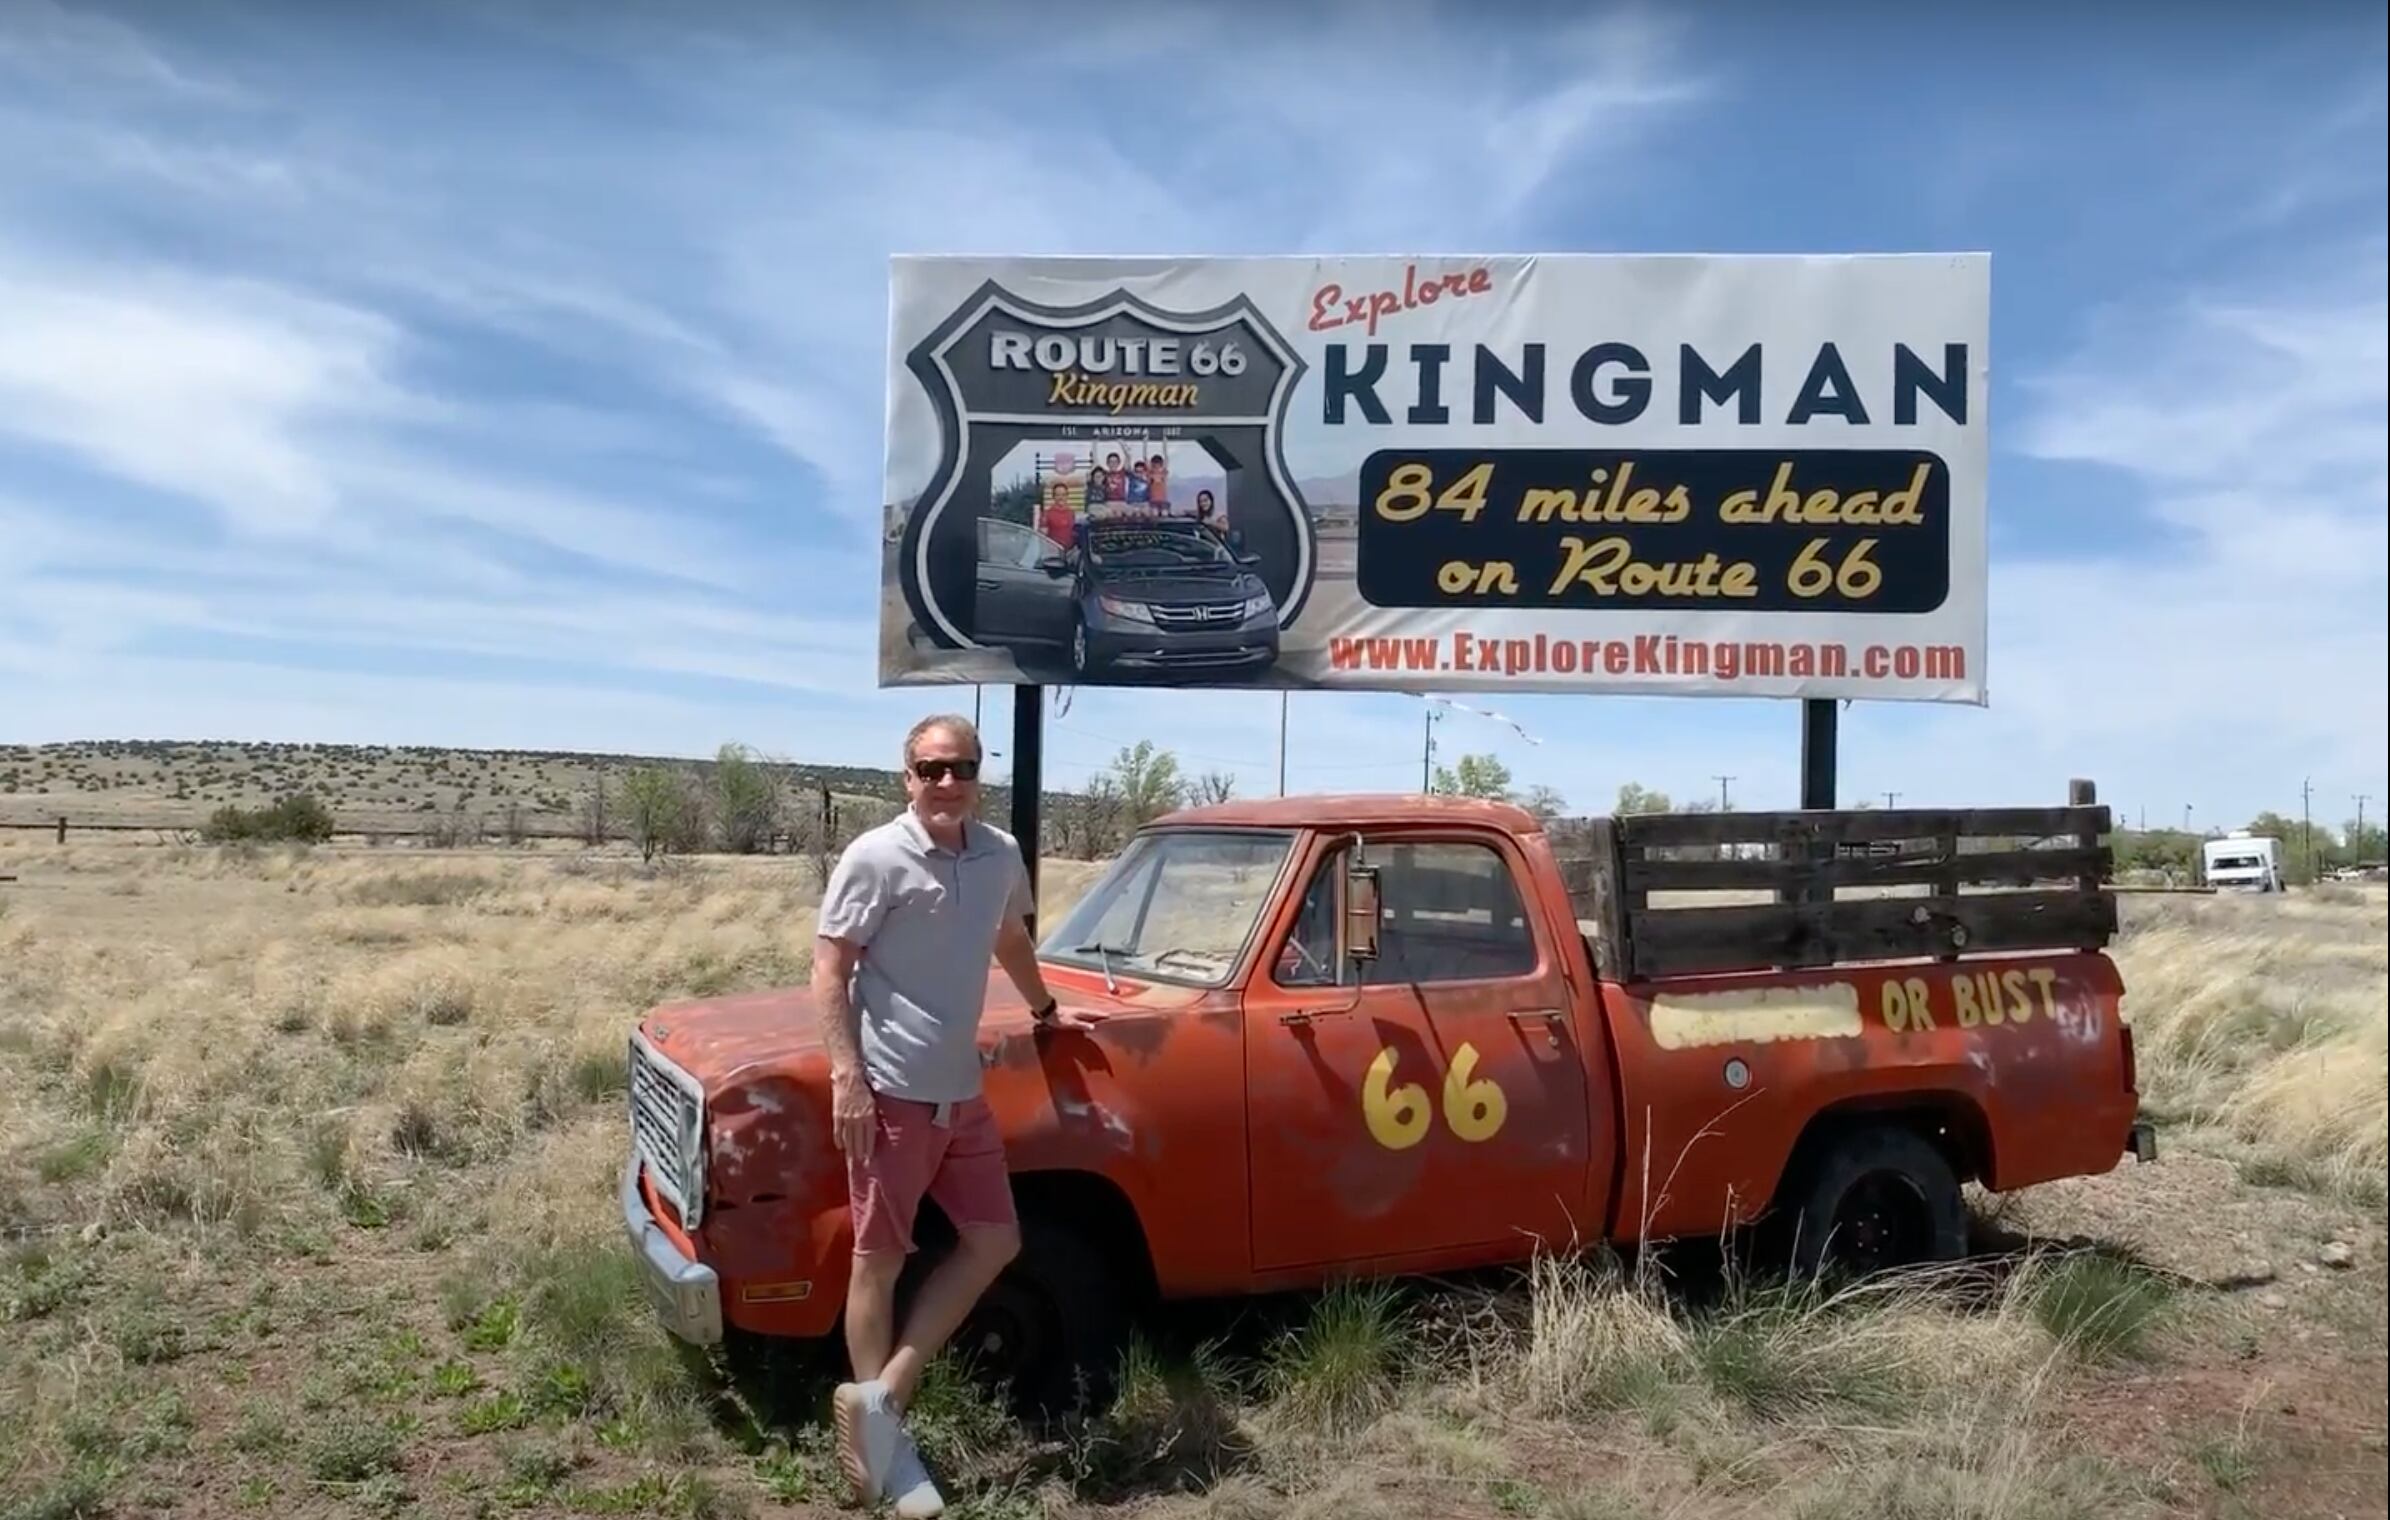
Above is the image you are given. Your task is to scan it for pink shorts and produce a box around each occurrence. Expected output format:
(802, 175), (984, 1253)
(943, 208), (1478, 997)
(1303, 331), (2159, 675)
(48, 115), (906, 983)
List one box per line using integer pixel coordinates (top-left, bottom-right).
(846, 1092), (1017, 1255)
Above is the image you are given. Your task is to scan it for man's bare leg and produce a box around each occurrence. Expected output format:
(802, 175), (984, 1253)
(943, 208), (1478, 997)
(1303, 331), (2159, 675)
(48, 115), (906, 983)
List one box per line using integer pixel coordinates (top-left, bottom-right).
(845, 1250), (906, 1382)
(833, 1249), (909, 1500)
(876, 1222), (1021, 1409)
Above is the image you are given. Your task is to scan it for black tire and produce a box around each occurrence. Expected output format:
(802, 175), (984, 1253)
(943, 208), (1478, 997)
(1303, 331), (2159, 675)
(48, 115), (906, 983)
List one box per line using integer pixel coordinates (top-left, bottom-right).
(1780, 1125), (1967, 1280)
(946, 1214), (1128, 1418)
(1070, 614), (1094, 680)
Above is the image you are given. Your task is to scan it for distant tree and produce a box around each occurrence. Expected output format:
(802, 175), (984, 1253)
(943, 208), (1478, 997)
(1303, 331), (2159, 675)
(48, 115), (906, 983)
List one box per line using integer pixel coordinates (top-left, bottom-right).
(1192, 770), (1237, 806)
(1519, 784), (1568, 822)
(1614, 782), (1673, 815)
(621, 766), (688, 863)
(2113, 828), (2200, 884)
(2343, 817), (2386, 868)
(713, 742), (781, 854)
(202, 793), (335, 844)
(578, 777), (610, 846)
(1432, 752), (1513, 799)
(1107, 741), (1185, 824)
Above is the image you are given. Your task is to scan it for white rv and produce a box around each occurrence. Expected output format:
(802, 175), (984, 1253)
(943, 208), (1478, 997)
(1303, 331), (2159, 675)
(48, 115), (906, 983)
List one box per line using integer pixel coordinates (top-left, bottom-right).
(2202, 833), (2285, 893)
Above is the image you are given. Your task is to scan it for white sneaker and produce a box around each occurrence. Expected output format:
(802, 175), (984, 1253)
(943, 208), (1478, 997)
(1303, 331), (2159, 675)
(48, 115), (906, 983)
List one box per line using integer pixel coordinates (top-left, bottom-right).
(887, 1429), (946, 1519)
(832, 1380), (901, 1503)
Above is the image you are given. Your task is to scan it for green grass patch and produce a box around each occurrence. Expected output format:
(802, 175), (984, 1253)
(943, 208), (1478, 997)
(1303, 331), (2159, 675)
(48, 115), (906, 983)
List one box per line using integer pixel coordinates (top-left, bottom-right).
(1687, 1289), (1906, 1420)
(458, 1391), (531, 1435)
(1263, 1279), (1408, 1438)
(304, 1416), (402, 1484)
(1, 1461), (117, 1520)
(461, 1296), (522, 1352)
(34, 1131), (112, 1185)
(522, 1241), (640, 1360)
(2030, 1255), (2172, 1363)
(570, 1046), (629, 1103)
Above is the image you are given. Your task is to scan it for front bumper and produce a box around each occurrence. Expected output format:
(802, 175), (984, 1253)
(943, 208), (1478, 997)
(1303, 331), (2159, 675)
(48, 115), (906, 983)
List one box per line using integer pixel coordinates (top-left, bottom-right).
(2127, 1121), (2158, 1163)
(620, 1158), (722, 1345)
(1088, 622), (1279, 673)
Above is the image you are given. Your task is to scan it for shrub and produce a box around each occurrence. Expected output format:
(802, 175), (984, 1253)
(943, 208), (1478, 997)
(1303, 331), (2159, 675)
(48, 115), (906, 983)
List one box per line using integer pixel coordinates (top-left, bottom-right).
(203, 794), (335, 844)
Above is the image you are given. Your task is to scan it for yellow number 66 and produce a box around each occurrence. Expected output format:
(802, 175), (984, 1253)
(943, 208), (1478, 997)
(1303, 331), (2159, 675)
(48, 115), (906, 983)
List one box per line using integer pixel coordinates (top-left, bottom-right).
(1363, 1043), (1508, 1150)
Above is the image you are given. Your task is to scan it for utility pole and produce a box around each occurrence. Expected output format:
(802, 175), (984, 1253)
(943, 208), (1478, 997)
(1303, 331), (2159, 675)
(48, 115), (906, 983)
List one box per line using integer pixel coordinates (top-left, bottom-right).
(1276, 691), (1288, 797)
(2183, 803), (2193, 835)
(2359, 794), (2373, 859)
(1712, 774), (1735, 810)
(2302, 776), (2313, 882)
(1883, 791), (1901, 808)
(1420, 705), (1440, 794)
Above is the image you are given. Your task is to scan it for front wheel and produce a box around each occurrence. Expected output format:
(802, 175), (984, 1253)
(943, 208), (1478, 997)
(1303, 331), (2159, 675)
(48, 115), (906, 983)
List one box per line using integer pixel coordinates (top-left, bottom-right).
(949, 1215), (1127, 1418)
(1780, 1125), (1967, 1280)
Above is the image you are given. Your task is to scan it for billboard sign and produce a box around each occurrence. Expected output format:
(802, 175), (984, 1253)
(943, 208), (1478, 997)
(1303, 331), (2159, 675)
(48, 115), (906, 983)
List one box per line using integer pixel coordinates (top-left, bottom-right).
(881, 254), (1987, 703)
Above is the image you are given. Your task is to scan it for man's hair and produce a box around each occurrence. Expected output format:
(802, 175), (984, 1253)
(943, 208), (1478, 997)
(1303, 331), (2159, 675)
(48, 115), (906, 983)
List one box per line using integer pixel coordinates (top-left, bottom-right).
(904, 714), (982, 767)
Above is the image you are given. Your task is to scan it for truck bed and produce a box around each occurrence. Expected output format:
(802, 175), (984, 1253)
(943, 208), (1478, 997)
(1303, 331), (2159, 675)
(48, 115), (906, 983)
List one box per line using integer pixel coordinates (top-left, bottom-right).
(1554, 782), (2116, 982)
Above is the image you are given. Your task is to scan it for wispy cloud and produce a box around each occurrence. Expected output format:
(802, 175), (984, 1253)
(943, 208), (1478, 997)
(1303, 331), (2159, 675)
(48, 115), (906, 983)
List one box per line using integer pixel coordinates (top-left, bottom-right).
(1951, 243), (2390, 806)
(0, 253), (402, 534)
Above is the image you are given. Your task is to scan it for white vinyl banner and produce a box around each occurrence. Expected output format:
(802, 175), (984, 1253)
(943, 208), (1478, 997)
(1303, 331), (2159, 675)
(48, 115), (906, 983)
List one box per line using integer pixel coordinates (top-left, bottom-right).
(879, 253), (1988, 704)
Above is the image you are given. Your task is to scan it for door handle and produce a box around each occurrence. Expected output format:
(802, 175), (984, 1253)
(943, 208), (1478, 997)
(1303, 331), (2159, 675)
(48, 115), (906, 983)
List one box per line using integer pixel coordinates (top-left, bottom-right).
(975, 578), (1000, 591)
(1278, 1007), (1353, 1027)
(1508, 1008), (1568, 1048)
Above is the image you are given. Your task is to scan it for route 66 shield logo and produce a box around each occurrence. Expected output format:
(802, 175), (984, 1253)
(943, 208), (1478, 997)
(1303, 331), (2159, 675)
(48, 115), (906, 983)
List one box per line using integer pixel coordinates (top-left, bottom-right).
(890, 281), (1312, 686)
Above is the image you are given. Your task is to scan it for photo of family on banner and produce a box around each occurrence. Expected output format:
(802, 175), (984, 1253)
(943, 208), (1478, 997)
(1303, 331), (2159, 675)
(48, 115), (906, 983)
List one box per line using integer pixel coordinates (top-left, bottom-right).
(1026, 443), (1233, 554)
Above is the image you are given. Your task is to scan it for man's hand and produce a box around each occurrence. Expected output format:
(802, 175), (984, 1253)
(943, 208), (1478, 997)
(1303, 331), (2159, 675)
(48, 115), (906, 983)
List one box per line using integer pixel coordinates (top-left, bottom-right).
(831, 1065), (876, 1158)
(1040, 1001), (1111, 1032)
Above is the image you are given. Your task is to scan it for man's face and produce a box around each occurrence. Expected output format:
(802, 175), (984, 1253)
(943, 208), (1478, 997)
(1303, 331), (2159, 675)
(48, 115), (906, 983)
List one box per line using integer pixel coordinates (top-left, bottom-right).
(904, 724), (980, 828)
(1105, 453), (1120, 470)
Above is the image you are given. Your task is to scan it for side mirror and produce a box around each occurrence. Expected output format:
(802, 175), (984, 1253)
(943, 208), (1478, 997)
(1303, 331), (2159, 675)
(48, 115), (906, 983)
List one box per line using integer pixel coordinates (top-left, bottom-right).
(1345, 862), (1381, 962)
(1038, 555), (1072, 577)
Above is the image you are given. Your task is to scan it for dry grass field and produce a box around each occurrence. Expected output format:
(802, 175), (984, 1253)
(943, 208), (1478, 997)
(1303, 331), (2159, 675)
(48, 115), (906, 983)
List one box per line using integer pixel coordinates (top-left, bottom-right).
(2, 838), (2382, 1520)
(0, 741), (913, 840)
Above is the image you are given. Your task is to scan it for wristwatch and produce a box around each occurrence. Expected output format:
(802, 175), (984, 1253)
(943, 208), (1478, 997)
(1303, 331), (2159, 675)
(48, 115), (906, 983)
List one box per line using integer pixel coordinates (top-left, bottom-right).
(1030, 996), (1059, 1024)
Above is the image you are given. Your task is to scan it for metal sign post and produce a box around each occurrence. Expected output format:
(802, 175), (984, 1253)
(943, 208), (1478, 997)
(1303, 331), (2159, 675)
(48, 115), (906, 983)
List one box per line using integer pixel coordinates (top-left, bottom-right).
(1010, 684), (1044, 932)
(1801, 699), (1839, 810)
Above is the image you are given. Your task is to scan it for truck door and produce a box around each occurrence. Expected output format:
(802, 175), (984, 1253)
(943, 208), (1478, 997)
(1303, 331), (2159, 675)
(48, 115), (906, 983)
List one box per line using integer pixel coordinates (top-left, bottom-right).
(1242, 829), (1593, 1272)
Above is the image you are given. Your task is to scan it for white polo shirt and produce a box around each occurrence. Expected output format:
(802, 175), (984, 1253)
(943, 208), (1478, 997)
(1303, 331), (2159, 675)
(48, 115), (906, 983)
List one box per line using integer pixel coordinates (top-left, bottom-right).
(816, 808), (1034, 1104)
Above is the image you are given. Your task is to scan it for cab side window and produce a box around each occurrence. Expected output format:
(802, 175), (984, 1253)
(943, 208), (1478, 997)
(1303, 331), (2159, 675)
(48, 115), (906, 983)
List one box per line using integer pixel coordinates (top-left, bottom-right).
(1370, 841), (1537, 983)
(1271, 839), (1539, 987)
(1273, 856), (1342, 987)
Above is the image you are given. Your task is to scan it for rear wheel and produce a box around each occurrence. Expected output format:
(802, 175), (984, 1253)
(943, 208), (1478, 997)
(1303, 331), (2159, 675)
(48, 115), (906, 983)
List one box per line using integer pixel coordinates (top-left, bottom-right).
(1781, 1125), (1967, 1279)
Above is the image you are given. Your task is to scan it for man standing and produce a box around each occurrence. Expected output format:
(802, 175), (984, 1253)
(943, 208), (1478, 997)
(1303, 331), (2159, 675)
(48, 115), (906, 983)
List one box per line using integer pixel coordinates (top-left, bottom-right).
(811, 714), (1103, 1515)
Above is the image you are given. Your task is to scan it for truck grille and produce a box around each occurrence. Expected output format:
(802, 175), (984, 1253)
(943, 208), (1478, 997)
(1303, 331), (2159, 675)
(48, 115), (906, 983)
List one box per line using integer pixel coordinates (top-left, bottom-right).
(628, 1030), (707, 1228)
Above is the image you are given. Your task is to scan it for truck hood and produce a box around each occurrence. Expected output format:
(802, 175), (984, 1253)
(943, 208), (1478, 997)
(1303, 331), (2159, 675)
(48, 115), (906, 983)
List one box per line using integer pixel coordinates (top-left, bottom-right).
(634, 965), (1207, 1089)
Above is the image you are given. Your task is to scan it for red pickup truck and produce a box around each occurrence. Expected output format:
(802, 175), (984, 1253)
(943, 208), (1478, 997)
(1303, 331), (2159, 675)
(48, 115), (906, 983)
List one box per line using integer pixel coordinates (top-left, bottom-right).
(622, 788), (2151, 1409)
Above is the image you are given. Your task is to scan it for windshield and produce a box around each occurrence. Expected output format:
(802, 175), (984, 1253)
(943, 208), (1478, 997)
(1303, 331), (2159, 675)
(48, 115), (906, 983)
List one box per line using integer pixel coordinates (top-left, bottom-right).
(1039, 829), (1294, 986)
(1085, 525), (1236, 574)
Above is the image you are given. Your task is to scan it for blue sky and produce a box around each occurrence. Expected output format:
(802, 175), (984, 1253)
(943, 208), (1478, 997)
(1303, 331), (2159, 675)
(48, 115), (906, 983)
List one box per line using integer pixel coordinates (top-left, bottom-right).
(1, 0), (2383, 834)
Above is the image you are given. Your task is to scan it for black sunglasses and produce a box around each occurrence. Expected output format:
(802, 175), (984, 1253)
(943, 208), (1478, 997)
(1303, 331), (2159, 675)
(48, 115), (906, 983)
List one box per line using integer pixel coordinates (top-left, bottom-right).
(911, 758), (980, 782)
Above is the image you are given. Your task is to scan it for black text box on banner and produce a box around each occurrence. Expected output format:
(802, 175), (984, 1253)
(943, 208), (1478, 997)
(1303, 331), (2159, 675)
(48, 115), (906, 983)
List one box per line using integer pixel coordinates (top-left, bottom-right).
(1355, 449), (1952, 614)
